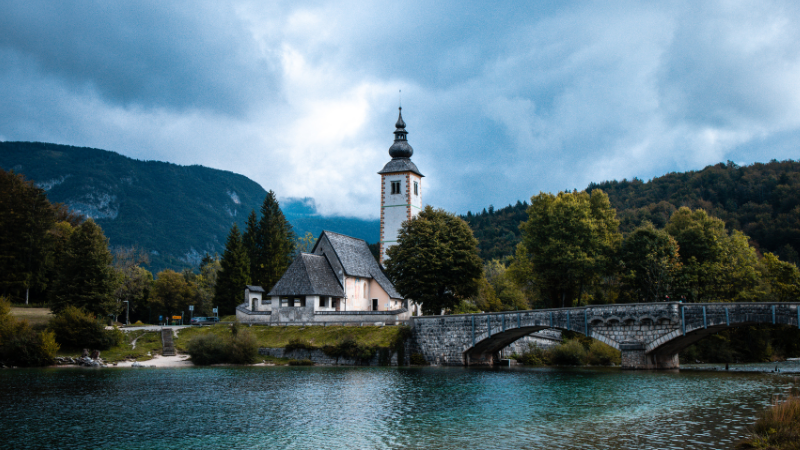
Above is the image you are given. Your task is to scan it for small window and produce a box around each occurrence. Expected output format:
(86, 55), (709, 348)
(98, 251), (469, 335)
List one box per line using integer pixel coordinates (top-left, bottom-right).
(414, 181), (418, 196)
(391, 181), (401, 195)
(319, 297), (325, 308)
(261, 298), (271, 305)
(372, 299), (378, 311)
(281, 297), (289, 307)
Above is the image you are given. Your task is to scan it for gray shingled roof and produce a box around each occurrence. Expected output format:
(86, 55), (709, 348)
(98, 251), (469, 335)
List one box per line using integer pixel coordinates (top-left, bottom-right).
(246, 285), (265, 293)
(319, 231), (403, 299)
(267, 253), (345, 297)
(378, 158), (424, 177)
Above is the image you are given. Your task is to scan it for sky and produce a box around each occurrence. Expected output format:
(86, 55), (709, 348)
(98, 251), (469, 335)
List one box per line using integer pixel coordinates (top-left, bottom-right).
(2, 1), (800, 219)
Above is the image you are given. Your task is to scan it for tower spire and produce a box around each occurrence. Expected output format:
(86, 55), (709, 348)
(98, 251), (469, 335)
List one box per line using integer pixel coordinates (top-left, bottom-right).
(389, 107), (412, 158)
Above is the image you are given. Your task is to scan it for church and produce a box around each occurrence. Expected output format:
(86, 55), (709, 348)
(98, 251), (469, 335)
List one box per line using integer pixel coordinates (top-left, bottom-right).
(236, 108), (423, 324)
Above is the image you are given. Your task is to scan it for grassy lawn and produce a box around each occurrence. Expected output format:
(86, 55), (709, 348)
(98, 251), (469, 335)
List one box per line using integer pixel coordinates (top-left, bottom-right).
(10, 307), (53, 327)
(57, 330), (165, 363)
(173, 324), (408, 353)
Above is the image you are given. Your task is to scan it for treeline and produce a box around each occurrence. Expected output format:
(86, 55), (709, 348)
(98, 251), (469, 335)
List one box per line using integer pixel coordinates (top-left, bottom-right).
(464, 160), (800, 266)
(0, 168), (300, 326)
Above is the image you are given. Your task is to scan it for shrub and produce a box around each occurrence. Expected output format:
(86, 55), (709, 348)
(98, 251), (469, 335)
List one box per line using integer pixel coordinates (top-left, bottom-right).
(549, 339), (588, 365)
(288, 359), (314, 366)
(229, 329), (258, 364)
(48, 306), (123, 350)
(322, 337), (376, 361)
(186, 334), (228, 365)
(0, 297), (59, 367)
(285, 338), (314, 351)
(186, 325), (259, 365)
(738, 393), (800, 449)
(586, 341), (621, 366)
(517, 343), (549, 366)
(131, 320), (145, 326)
(409, 352), (428, 365)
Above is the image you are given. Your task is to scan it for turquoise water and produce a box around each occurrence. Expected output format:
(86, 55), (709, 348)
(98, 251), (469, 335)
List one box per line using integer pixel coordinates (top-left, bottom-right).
(0, 366), (795, 450)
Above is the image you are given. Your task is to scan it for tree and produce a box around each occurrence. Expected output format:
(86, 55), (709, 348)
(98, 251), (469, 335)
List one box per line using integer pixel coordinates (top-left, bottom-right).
(385, 206), (483, 315)
(147, 270), (199, 319)
(620, 222), (681, 302)
(50, 219), (119, 318)
(0, 170), (57, 302)
(113, 246), (153, 323)
(249, 192), (295, 291)
(517, 190), (621, 308)
(215, 224), (251, 315)
(242, 209), (258, 283)
(757, 252), (800, 302)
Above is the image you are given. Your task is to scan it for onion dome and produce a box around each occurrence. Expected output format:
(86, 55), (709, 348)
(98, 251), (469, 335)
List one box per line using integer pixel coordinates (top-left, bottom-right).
(388, 107), (413, 158)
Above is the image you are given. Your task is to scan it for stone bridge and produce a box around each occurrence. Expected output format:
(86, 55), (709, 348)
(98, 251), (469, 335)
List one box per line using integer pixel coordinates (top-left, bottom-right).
(410, 302), (800, 369)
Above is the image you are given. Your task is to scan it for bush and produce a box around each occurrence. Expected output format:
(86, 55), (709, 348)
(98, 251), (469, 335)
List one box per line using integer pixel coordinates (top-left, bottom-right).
(738, 393), (800, 449)
(517, 343), (549, 366)
(0, 297), (59, 366)
(409, 352), (428, 365)
(48, 306), (123, 350)
(229, 328), (258, 364)
(186, 334), (228, 365)
(285, 338), (314, 351)
(549, 339), (588, 365)
(586, 341), (621, 366)
(322, 337), (376, 361)
(186, 324), (259, 365)
(288, 359), (314, 366)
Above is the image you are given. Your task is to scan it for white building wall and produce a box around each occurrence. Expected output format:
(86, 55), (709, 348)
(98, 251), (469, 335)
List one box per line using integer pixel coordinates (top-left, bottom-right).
(380, 172), (422, 262)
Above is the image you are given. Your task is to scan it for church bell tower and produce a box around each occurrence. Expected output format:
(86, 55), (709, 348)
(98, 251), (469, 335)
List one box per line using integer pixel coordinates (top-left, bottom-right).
(379, 107), (424, 263)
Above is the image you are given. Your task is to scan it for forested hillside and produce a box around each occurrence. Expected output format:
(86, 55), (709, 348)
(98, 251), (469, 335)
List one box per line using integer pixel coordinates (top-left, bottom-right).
(464, 160), (800, 265)
(0, 142), (379, 271)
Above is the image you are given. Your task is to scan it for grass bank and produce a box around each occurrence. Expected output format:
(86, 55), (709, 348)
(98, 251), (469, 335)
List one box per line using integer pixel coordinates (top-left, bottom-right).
(10, 307), (53, 327)
(173, 324), (408, 353)
(56, 330), (164, 363)
(738, 392), (800, 449)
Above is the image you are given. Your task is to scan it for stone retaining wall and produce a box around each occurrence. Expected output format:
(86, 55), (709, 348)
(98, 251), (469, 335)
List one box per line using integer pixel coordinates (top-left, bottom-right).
(259, 347), (400, 366)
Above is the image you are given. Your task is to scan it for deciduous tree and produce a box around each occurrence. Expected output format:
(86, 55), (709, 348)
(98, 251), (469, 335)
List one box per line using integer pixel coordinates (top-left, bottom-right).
(620, 222), (681, 302)
(385, 206), (483, 315)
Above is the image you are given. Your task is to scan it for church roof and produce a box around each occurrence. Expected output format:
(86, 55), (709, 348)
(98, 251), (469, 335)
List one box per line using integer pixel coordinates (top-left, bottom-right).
(315, 231), (404, 299)
(378, 158), (424, 177)
(245, 285), (265, 293)
(267, 253), (345, 297)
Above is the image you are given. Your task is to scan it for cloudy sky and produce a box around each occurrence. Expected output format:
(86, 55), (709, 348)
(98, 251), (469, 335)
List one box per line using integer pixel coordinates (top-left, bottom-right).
(2, 1), (800, 218)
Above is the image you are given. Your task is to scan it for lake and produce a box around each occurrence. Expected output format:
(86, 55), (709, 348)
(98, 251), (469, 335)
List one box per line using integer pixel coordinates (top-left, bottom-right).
(0, 365), (796, 450)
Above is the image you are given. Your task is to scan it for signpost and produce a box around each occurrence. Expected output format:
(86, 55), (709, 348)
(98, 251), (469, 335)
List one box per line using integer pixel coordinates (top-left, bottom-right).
(212, 307), (218, 319)
(189, 305), (194, 323)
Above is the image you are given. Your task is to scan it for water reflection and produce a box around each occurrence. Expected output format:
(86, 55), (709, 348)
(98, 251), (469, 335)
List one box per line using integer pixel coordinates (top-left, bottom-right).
(0, 366), (794, 450)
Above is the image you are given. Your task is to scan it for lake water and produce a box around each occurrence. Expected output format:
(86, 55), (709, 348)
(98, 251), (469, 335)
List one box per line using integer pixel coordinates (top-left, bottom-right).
(0, 366), (796, 450)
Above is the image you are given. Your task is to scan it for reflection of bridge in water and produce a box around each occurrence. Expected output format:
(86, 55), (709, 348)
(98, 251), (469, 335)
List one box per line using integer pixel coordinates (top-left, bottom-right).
(410, 302), (800, 369)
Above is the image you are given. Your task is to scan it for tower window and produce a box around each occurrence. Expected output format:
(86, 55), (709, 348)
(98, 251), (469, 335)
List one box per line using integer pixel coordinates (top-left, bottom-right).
(414, 181), (418, 196)
(391, 181), (401, 195)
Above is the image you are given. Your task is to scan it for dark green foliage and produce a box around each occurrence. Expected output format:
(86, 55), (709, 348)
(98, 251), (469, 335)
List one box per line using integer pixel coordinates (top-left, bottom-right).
(586, 341), (621, 366)
(288, 359), (314, 366)
(409, 352), (428, 365)
(681, 326), (800, 364)
(462, 201), (530, 261)
(0, 297), (59, 366)
(185, 334), (228, 365)
(322, 337), (377, 361)
(285, 338), (314, 351)
(516, 344), (550, 366)
(48, 306), (123, 350)
(517, 190), (621, 308)
(215, 224), (250, 316)
(548, 339), (589, 365)
(185, 324), (258, 365)
(250, 191), (295, 291)
(385, 206), (483, 315)
(0, 170), (57, 302)
(50, 219), (119, 317)
(148, 269), (200, 319)
(620, 222), (681, 302)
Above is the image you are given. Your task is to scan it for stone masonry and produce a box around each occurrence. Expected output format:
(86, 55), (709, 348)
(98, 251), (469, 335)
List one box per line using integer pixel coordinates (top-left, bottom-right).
(410, 302), (800, 369)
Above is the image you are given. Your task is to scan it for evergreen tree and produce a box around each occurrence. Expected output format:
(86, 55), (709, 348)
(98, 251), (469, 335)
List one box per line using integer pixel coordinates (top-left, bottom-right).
(385, 206), (483, 315)
(242, 209), (258, 283)
(215, 224), (251, 316)
(251, 191), (295, 291)
(50, 219), (118, 317)
(0, 170), (57, 302)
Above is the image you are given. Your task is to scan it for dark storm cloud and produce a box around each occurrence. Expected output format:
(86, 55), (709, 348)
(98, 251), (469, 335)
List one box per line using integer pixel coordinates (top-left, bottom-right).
(0, 0), (279, 115)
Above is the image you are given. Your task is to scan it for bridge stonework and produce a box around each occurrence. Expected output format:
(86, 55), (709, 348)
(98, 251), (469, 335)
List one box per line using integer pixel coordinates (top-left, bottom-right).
(410, 302), (800, 369)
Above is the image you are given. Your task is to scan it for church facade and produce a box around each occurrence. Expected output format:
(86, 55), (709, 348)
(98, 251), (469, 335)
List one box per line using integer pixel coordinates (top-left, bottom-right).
(236, 108), (423, 324)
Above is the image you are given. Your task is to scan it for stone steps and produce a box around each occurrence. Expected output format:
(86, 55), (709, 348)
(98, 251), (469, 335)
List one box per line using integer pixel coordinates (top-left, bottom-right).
(161, 328), (176, 356)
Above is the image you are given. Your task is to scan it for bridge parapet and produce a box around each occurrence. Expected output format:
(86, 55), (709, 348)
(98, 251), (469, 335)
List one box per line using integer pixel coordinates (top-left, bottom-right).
(410, 302), (800, 369)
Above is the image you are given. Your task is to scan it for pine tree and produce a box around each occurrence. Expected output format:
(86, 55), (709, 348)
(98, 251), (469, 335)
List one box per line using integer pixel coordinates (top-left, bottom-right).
(50, 219), (118, 317)
(215, 224), (251, 316)
(242, 209), (258, 284)
(251, 191), (295, 291)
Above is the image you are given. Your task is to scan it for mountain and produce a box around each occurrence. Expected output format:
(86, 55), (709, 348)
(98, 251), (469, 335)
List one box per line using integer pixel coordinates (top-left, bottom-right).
(0, 141), (379, 272)
(464, 160), (800, 265)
